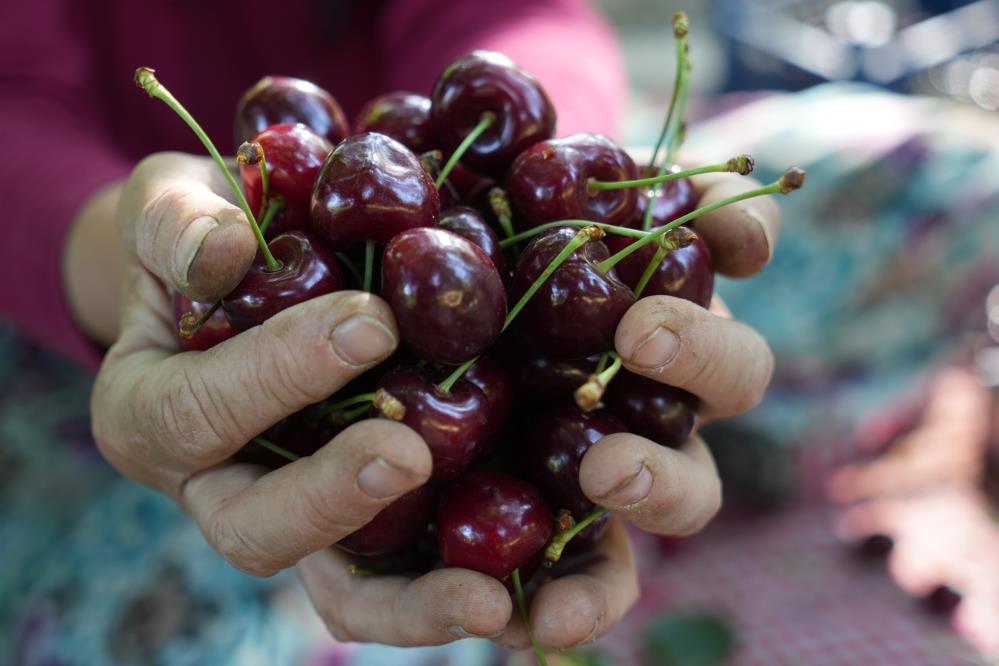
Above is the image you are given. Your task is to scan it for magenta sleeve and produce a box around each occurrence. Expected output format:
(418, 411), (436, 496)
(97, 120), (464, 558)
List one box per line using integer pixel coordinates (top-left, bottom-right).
(378, 0), (626, 139)
(0, 0), (132, 369)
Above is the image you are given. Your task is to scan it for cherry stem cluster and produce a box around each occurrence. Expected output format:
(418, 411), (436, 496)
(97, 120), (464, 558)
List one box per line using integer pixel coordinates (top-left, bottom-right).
(587, 156), (752, 192)
(512, 568), (549, 666)
(134, 68), (280, 271)
(435, 113), (494, 189)
(544, 506), (608, 565)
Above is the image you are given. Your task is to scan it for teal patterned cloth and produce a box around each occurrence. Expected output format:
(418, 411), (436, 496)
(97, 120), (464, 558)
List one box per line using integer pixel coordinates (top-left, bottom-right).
(3, 83), (998, 665)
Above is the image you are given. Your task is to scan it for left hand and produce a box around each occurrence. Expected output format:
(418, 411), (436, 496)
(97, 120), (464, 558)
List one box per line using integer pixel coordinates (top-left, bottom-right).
(494, 168), (781, 651)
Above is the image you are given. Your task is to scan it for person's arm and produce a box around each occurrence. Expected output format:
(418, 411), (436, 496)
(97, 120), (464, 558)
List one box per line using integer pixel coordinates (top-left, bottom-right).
(378, 0), (626, 137)
(1, 0), (132, 365)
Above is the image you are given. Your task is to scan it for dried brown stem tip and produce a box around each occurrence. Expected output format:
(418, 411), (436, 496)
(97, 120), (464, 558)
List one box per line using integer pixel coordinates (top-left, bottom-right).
(659, 225), (698, 252)
(727, 154), (755, 176)
(373, 388), (406, 421)
(488, 187), (513, 219)
(236, 141), (264, 166)
(779, 166), (806, 194)
(575, 374), (607, 411)
(672, 11), (689, 38)
(177, 312), (199, 339)
(134, 67), (159, 96)
(555, 509), (576, 533)
(581, 225), (606, 242)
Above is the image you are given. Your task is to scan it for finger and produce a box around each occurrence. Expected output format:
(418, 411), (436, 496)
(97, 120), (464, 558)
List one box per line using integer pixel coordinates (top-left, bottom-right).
(614, 296), (774, 418)
(181, 419), (432, 576)
(105, 289), (398, 475)
(298, 549), (512, 645)
(118, 152), (257, 302)
(687, 172), (780, 278)
(579, 434), (721, 536)
(496, 516), (637, 651)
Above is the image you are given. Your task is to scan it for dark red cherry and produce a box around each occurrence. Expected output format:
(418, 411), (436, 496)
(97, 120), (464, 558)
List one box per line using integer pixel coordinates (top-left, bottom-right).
(310, 132), (440, 250)
(336, 484), (438, 557)
(234, 76), (349, 148)
(382, 227), (506, 365)
(172, 294), (235, 351)
(222, 231), (342, 332)
(604, 232), (714, 308)
(462, 357), (512, 455)
(439, 206), (507, 276)
(431, 50), (556, 177)
(510, 227), (635, 359)
(438, 471), (553, 580)
(505, 134), (638, 229)
(235, 407), (342, 469)
(626, 164), (697, 229)
(353, 92), (434, 154)
(604, 370), (698, 448)
(241, 123), (333, 237)
(374, 368), (491, 482)
(513, 354), (599, 405)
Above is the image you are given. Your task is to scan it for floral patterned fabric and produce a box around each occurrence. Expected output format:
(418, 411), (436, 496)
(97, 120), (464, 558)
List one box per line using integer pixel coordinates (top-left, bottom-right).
(3, 83), (998, 665)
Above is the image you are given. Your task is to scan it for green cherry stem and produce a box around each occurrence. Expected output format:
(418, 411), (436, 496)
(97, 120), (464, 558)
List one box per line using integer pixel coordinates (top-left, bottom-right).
(587, 155), (753, 192)
(512, 568), (549, 666)
(488, 187), (517, 241)
(647, 11), (690, 177)
(597, 167), (806, 274)
(252, 436), (300, 463)
(134, 67), (279, 271)
(544, 506), (608, 565)
(574, 351), (622, 411)
(257, 198), (284, 237)
(317, 392), (378, 419)
(634, 245), (667, 298)
(237, 141), (270, 218)
(363, 240), (376, 292)
(595, 350), (611, 374)
(435, 113), (495, 189)
(437, 226), (606, 393)
(331, 403), (371, 427)
(500, 220), (645, 249)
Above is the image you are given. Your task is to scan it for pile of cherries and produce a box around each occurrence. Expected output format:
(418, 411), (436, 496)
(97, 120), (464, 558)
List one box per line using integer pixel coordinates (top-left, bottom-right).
(142, 36), (801, 606)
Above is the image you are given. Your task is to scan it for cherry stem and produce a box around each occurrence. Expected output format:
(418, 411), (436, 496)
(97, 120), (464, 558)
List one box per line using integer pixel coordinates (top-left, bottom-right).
(338, 403), (371, 424)
(588, 156), (753, 192)
(634, 226), (699, 298)
(237, 141), (270, 218)
(574, 351), (622, 411)
(363, 240), (376, 292)
(318, 392), (377, 418)
(595, 350), (611, 374)
(544, 506), (608, 565)
(335, 251), (364, 286)
(435, 113), (495, 189)
(512, 568), (549, 666)
(134, 68), (279, 271)
(372, 389), (406, 421)
(597, 168), (805, 273)
(437, 226), (605, 393)
(257, 198), (284, 237)
(634, 244), (667, 298)
(500, 220), (644, 249)
(647, 11), (690, 178)
(488, 187), (517, 241)
(178, 301), (222, 339)
(252, 436), (300, 462)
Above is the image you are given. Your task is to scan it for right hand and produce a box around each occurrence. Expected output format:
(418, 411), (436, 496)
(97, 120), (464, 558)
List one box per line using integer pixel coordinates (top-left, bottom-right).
(91, 151), (516, 643)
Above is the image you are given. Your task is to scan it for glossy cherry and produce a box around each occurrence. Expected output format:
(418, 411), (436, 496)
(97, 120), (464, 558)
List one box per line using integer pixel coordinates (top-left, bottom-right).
(626, 164), (697, 229)
(235, 407), (342, 469)
(240, 123), (333, 237)
(354, 92), (435, 154)
(513, 354), (599, 405)
(604, 370), (698, 448)
(505, 134), (638, 228)
(336, 484), (438, 557)
(439, 206), (507, 276)
(374, 368), (491, 482)
(222, 231), (342, 332)
(310, 132), (440, 250)
(510, 227), (635, 359)
(431, 50), (556, 177)
(172, 293), (235, 351)
(460, 357), (512, 455)
(604, 231), (714, 307)
(437, 471), (553, 581)
(382, 227), (506, 365)
(234, 76), (348, 148)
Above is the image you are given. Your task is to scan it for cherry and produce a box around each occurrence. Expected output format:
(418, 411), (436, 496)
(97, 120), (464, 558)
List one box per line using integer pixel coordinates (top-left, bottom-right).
(310, 132), (440, 250)
(353, 92), (435, 154)
(235, 407), (341, 469)
(222, 231), (342, 332)
(627, 165), (697, 229)
(437, 471), (553, 581)
(374, 368), (491, 482)
(381, 227), (506, 365)
(604, 229), (714, 307)
(240, 123), (333, 237)
(172, 294), (235, 351)
(604, 370), (697, 448)
(234, 76), (349, 148)
(523, 407), (626, 543)
(513, 354), (600, 405)
(460, 357), (512, 455)
(439, 206), (507, 276)
(431, 51), (556, 177)
(505, 134), (638, 229)
(510, 227), (635, 359)
(336, 484), (438, 557)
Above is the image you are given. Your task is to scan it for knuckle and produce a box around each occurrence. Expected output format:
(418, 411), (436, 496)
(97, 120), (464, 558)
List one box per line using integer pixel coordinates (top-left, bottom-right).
(297, 479), (361, 539)
(157, 366), (238, 466)
(252, 324), (329, 408)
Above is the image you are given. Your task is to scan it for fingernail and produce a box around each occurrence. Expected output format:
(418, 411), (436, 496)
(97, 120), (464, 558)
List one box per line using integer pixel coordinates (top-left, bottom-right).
(743, 206), (774, 262)
(448, 625), (501, 639)
(599, 465), (653, 506)
(630, 327), (679, 369)
(357, 457), (420, 499)
(331, 315), (396, 366)
(175, 216), (219, 283)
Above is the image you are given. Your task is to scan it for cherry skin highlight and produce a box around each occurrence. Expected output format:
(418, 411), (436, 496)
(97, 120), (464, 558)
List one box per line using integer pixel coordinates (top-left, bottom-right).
(625, 164), (697, 229)
(604, 370), (698, 448)
(336, 484), (438, 557)
(234, 75), (349, 148)
(439, 206), (507, 276)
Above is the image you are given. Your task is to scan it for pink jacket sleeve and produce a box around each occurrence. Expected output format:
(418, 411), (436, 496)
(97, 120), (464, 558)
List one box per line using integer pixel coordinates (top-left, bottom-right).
(1, 0), (132, 368)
